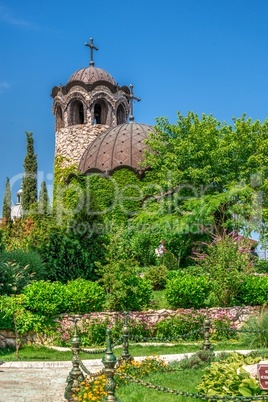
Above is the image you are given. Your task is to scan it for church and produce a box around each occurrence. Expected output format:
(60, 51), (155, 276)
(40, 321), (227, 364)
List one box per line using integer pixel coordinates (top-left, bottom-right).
(51, 38), (155, 180)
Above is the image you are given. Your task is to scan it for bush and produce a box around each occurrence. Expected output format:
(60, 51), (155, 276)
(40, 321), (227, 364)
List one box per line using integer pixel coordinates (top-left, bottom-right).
(237, 275), (268, 305)
(255, 259), (268, 274)
(165, 274), (212, 309)
(0, 261), (33, 295)
(104, 275), (152, 311)
(170, 350), (216, 370)
(39, 229), (106, 283)
(143, 265), (168, 290)
(197, 352), (268, 396)
(23, 280), (66, 315)
(194, 232), (254, 306)
(65, 279), (105, 314)
(155, 312), (204, 340)
(241, 309), (268, 348)
(0, 249), (46, 295)
(97, 260), (152, 311)
(1, 249), (46, 278)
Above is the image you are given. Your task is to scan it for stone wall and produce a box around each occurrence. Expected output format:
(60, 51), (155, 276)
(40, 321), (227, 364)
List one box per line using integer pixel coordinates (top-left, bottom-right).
(0, 306), (262, 349)
(55, 124), (109, 167)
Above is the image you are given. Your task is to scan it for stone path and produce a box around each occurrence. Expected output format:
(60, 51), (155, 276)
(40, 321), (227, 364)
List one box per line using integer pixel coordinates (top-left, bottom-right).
(0, 351), (251, 402)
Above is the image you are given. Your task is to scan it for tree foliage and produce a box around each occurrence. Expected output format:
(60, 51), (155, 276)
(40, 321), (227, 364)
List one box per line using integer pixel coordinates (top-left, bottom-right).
(38, 180), (50, 215)
(142, 112), (268, 241)
(2, 177), (11, 224)
(22, 132), (38, 213)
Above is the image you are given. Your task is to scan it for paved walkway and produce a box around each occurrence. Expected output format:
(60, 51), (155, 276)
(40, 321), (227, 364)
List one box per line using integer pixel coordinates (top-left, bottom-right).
(0, 351), (251, 402)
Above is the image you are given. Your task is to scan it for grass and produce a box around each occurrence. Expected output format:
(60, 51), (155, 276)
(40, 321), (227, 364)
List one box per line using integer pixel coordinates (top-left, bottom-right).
(150, 290), (170, 309)
(0, 339), (250, 361)
(116, 367), (205, 401)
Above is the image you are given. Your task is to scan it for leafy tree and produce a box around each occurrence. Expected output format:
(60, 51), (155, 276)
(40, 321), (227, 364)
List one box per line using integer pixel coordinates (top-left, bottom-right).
(142, 112), (268, 241)
(22, 132), (38, 213)
(2, 177), (11, 224)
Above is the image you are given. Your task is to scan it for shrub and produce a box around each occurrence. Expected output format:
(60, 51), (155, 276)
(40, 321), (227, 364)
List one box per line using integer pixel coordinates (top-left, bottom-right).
(170, 350), (216, 370)
(39, 228), (106, 283)
(0, 249), (46, 295)
(23, 280), (66, 315)
(1, 249), (46, 279)
(241, 309), (268, 349)
(65, 278), (105, 314)
(0, 261), (35, 295)
(210, 309), (237, 341)
(193, 231), (254, 306)
(54, 315), (109, 347)
(255, 259), (268, 274)
(97, 261), (152, 311)
(165, 274), (212, 309)
(237, 275), (268, 305)
(197, 352), (268, 396)
(154, 311), (204, 341)
(104, 275), (152, 311)
(143, 265), (168, 290)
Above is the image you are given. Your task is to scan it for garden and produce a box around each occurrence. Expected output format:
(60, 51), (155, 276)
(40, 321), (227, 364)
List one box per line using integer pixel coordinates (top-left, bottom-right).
(1, 113), (268, 400)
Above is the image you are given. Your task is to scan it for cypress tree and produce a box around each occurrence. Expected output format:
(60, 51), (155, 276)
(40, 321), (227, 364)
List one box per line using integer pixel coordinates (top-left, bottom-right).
(38, 180), (50, 215)
(2, 177), (11, 223)
(21, 132), (38, 213)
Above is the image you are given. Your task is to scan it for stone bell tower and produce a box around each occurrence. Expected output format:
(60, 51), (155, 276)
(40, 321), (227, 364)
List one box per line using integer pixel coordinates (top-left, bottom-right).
(51, 38), (133, 169)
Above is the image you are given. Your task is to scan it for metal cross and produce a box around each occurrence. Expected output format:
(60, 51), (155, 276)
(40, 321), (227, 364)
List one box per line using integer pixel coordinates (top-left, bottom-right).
(128, 84), (141, 122)
(85, 37), (99, 66)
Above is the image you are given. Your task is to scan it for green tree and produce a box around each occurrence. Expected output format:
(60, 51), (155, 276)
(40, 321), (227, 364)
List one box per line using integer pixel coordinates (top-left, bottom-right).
(142, 112), (268, 240)
(22, 132), (38, 213)
(38, 180), (50, 215)
(2, 177), (11, 224)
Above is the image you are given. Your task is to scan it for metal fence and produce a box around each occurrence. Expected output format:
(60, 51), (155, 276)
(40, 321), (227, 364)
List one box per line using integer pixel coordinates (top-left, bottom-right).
(65, 312), (268, 402)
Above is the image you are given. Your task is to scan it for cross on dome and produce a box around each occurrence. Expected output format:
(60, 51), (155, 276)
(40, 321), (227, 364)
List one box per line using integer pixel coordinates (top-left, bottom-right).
(85, 37), (99, 67)
(128, 84), (141, 122)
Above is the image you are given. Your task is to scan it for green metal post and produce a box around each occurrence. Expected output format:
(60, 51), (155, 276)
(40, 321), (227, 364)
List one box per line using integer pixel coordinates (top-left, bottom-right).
(102, 329), (119, 401)
(121, 312), (132, 362)
(64, 318), (84, 401)
(201, 318), (212, 351)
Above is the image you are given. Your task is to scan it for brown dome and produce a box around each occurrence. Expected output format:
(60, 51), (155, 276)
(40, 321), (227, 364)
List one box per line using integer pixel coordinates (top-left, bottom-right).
(68, 66), (117, 86)
(78, 123), (154, 176)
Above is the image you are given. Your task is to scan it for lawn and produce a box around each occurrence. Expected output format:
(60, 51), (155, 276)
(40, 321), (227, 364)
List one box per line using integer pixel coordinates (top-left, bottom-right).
(116, 368), (205, 402)
(0, 339), (250, 361)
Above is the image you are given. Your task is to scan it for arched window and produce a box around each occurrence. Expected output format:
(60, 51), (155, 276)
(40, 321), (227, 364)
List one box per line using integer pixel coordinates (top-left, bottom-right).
(56, 105), (64, 130)
(116, 104), (125, 125)
(93, 100), (107, 124)
(94, 104), (101, 124)
(70, 100), (85, 125)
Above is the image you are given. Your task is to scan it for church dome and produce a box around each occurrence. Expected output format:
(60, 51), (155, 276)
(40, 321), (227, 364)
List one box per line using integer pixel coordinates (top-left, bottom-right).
(68, 66), (117, 86)
(78, 123), (154, 176)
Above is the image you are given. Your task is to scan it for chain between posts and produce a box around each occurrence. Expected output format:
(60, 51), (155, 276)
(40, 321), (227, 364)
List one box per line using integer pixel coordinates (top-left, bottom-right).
(65, 313), (268, 401)
(117, 372), (268, 401)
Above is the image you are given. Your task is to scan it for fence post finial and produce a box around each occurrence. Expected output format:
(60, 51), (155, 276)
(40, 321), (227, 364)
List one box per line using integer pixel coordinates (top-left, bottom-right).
(102, 329), (118, 401)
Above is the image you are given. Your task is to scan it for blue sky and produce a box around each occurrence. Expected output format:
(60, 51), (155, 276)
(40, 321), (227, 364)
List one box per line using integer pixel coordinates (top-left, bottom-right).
(1, 0), (268, 213)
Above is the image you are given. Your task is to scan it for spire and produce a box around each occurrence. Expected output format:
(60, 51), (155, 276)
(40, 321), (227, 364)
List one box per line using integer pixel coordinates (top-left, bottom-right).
(85, 37), (99, 67)
(128, 84), (141, 122)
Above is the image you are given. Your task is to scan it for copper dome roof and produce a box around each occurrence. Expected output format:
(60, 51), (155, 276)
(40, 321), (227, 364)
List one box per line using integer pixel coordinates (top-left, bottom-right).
(78, 123), (154, 175)
(68, 66), (117, 86)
